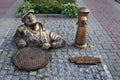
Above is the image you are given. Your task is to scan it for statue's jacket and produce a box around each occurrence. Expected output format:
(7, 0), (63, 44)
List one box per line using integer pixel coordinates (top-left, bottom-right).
(14, 22), (65, 48)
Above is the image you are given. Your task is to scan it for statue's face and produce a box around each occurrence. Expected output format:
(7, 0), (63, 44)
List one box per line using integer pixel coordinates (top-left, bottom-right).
(23, 13), (37, 26)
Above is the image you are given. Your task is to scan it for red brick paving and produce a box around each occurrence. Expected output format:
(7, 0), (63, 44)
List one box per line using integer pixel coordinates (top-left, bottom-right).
(0, 0), (16, 18)
(84, 0), (120, 48)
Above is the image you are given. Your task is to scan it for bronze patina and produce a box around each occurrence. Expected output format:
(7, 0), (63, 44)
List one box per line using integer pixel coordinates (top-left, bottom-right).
(74, 7), (90, 49)
(12, 48), (50, 71)
(69, 56), (101, 65)
(12, 10), (65, 71)
(14, 10), (65, 49)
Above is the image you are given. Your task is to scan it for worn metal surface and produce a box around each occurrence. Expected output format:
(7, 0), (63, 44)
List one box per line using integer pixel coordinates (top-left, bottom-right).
(74, 7), (90, 49)
(14, 10), (65, 49)
(12, 48), (50, 71)
(69, 56), (101, 65)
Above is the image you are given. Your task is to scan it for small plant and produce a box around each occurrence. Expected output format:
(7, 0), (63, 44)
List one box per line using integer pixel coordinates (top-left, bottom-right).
(18, 1), (35, 16)
(115, 0), (120, 3)
(40, 75), (49, 80)
(62, 3), (79, 17)
(37, 0), (62, 14)
(18, 0), (79, 17)
(57, 0), (75, 4)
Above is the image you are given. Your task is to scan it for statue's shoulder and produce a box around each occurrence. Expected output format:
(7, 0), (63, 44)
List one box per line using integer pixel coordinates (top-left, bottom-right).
(37, 22), (46, 31)
(17, 24), (26, 32)
(37, 22), (43, 27)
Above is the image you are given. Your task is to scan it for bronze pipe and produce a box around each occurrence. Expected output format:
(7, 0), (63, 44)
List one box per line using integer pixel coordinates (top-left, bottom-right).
(74, 7), (90, 49)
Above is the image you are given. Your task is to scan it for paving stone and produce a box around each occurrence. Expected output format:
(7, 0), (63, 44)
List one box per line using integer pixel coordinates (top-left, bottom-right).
(100, 53), (109, 59)
(104, 59), (117, 63)
(99, 50), (111, 53)
(0, 75), (4, 80)
(13, 70), (22, 76)
(3, 75), (13, 80)
(83, 0), (120, 73)
(1, 63), (14, 70)
(0, 50), (8, 58)
(36, 74), (42, 79)
(20, 74), (28, 80)
(102, 44), (114, 50)
(97, 44), (104, 50)
(113, 64), (120, 71)
(6, 69), (14, 75)
(107, 53), (120, 59)
(113, 76), (120, 80)
(28, 76), (36, 80)
(0, 69), (7, 75)
(111, 71), (120, 76)
(111, 44), (119, 49)
(12, 76), (20, 80)
(0, 49), (3, 55)
(110, 50), (120, 53)
(29, 71), (37, 76)
(0, 0), (115, 79)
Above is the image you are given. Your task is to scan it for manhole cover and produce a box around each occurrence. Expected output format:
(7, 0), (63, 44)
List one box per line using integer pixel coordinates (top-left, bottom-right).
(12, 47), (50, 71)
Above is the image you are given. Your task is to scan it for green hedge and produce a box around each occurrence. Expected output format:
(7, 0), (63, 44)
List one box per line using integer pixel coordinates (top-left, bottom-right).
(115, 0), (120, 3)
(18, 0), (79, 17)
(24, 0), (75, 4)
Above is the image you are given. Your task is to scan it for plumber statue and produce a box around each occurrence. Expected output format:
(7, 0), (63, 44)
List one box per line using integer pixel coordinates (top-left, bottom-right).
(13, 10), (65, 49)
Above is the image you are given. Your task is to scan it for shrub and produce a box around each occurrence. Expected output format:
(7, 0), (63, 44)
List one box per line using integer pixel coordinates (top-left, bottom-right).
(18, 1), (35, 16)
(115, 0), (120, 3)
(24, 0), (76, 4)
(18, 0), (79, 17)
(62, 3), (79, 17)
(24, 0), (44, 4)
(57, 0), (75, 4)
(37, 0), (62, 14)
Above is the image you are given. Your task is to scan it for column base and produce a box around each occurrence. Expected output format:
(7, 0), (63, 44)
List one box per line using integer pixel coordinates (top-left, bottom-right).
(74, 43), (88, 49)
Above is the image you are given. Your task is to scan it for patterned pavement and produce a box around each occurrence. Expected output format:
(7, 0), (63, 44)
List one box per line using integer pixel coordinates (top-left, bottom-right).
(83, 0), (120, 79)
(0, 0), (16, 18)
(0, 17), (112, 80)
(0, 0), (120, 80)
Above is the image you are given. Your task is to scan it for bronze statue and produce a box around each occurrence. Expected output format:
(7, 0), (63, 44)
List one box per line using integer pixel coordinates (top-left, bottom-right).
(14, 10), (65, 49)
(74, 7), (90, 49)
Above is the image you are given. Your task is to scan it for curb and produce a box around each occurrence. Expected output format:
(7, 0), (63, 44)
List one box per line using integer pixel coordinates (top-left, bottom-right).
(36, 14), (69, 18)
(115, 0), (120, 3)
(16, 13), (70, 18)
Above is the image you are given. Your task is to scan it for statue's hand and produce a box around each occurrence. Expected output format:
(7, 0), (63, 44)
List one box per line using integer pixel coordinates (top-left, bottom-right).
(18, 39), (27, 48)
(42, 43), (51, 49)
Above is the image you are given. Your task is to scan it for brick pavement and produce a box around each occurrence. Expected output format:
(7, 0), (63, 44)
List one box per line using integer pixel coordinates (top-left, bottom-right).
(1, 0), (120, 80)
(0, 18), (113, 80)
(0, 0), (23, 46)
(0, 0), (114, 78)
(84, 0), (120, 49)
(82, 0), (120, 80)
(0, 0), (16, 18)
(107, 0), (120, 11)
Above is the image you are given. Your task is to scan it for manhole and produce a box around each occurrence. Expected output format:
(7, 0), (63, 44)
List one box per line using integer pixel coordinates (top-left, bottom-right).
(12, 47), (50, 71)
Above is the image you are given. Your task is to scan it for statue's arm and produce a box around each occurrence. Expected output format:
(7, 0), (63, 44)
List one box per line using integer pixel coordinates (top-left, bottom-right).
(50, 32), (65, 48)
(13, 25), (27, 48)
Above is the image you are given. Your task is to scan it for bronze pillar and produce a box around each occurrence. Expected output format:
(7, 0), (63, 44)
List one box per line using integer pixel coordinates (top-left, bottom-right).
(74, 7), (90, 49)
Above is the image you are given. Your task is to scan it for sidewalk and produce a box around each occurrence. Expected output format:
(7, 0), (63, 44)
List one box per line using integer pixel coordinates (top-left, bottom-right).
(0, 0), (16, 18)
(83, 0), (120, 79)
(0, 0), (23, 45)
(0, 0), (120, 80)
(0, 0), (16, 43)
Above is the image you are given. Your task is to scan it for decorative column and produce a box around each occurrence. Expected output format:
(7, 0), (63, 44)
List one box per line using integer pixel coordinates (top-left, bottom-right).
(74, 7), (90, 49)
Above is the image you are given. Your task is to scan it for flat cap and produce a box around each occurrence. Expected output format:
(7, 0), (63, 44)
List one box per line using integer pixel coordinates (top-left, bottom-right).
(22, 9), (34, 19)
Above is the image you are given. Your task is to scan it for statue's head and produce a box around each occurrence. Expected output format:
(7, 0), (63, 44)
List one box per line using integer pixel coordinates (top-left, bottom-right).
(21, 10), (37, 26)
